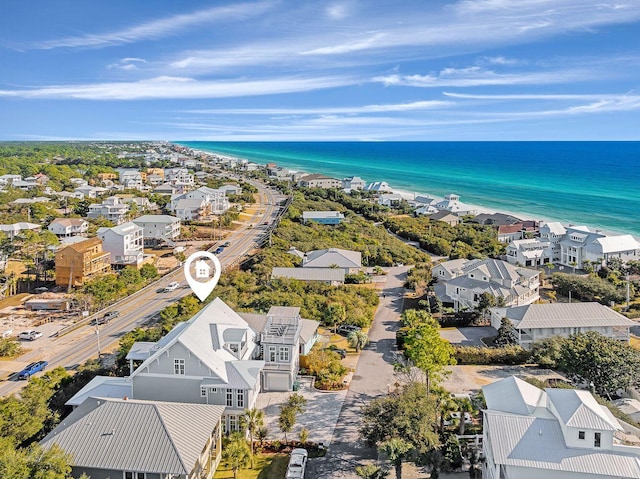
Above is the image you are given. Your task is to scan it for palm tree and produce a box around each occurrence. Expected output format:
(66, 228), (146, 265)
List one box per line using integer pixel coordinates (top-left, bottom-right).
(379, 438), (412, 479)
(239, 408), (264, 469)
(347, 330), (369, 352)
(222, 432), (250, 479)
(454, 397), (476, 435)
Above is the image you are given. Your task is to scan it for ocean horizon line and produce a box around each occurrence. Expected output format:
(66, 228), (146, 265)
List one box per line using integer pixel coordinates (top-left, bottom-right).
(177, 140), (640, 238)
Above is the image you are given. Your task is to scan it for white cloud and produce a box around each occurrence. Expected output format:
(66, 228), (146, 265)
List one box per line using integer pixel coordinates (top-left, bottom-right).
(373, 67), (586, 88)
(31, 2), (274, 50)
(0, 75), (355, 100)
(184, 100), (453, 116)
(301, 32), (387, 55)
(327, 3), (349, 19)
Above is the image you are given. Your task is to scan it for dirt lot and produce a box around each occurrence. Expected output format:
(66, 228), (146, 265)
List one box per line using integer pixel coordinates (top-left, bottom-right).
(441, 364), (567, 395)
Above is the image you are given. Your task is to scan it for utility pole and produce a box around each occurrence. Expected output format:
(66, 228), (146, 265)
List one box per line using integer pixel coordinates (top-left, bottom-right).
(95, 324), (101, 359)
(627, 274), (631, 312)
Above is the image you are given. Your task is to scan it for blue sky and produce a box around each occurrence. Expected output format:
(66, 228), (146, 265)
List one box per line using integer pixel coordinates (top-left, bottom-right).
(2, 0), (640, 141)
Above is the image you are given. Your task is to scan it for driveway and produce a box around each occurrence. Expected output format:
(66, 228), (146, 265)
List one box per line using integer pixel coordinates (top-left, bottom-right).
(306, 266), (409, 478)
(439, 326), (496, 346)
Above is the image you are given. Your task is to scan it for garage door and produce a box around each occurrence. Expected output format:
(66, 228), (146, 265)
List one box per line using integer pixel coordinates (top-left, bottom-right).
(265, 373), (290, 391)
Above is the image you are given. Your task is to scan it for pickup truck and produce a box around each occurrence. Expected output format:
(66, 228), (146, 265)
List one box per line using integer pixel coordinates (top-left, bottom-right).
(18, 360), (48, 380)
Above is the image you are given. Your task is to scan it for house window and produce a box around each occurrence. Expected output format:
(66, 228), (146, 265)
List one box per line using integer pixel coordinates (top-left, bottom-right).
(124, 473), (146, 479)
(174, 358), (185, 375)
(229, 415), (237, 432)
(279, 347), (290, 362)
(237, 390), (245, 408)
(221, 415), (226, 433)
(578, 431), (585, 440)
(594, 432), (601, 447)
(210, 387), (218, 393)
(226, 389), (233, 407)
(201, 386), (207, 397)
(268, 346), (277, 362)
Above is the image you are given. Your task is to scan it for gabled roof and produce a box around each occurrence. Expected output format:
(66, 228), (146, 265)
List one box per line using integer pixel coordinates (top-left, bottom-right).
(41, 397), (225, 476)
(50, 218), (87, 227)
(97, 221), (142, 237)
(430, 210), (459, 221)
(546, 388), (620, 431)
(65, 376), (132, 407)
(483, 376), (546, 415)
(271, 267), (345, 282)
(303, 248), (361, 269)
(497, 302), (635, 330)
(484, 411), (640, 478)
(130, 298), (261, 389)
(541, 221), (566, 236)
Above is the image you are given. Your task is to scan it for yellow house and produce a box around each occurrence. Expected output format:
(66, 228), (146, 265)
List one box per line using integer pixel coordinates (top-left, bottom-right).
(55, 238), (111, 287)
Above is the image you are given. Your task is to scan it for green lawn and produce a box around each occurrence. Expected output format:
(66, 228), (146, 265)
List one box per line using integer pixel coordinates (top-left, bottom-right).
(214, 454), (288, 479)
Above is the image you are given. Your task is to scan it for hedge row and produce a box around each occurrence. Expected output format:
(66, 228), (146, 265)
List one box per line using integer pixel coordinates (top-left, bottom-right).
(453, 345), (531, 365)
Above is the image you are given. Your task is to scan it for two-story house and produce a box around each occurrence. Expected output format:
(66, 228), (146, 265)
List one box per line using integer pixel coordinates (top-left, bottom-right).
(301, 211), (345, 225)
(87, 196), (129, 225)
(55, 237), (111, 287)
(298, 174), (342, 189)
(432, 258), (540, 311)
(434, 193), (477, 216)
(483, 376), (640, 479)
(97, 222), (144, 268)
(127, 298), (265, 433)
(342, 176), (367, 192)
(48, 218), (89, 237)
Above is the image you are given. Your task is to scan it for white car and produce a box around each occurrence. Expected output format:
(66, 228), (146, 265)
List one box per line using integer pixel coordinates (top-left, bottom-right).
(164, 281), (180, 292)
(286, 448), (308, 479)
(443, 411), (472, 426)
(18, 330), (43, 341)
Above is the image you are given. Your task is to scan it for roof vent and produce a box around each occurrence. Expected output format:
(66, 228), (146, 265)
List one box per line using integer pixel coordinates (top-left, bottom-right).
(538, 430), (543, 436)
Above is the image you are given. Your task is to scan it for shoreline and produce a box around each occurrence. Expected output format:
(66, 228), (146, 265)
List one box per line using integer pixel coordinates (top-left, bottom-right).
(186, 145), (635, 239)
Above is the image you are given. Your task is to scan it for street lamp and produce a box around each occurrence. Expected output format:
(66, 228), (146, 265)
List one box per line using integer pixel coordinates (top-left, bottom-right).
(95, 325), (101, 359)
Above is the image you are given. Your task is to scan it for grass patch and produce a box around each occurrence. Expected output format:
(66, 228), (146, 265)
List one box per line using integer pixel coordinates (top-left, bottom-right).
(0, 292), (31, 309)
(630, 335), (640, 351)
(214, 453), (288, 479)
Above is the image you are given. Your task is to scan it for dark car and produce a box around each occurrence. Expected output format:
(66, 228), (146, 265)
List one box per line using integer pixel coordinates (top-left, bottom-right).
(222, 241), (231, 247)
(214, 247), (224, 254)
(94, 311), (120, 325)
(337, 325), (361, 336)
(18, 360), (48, 380)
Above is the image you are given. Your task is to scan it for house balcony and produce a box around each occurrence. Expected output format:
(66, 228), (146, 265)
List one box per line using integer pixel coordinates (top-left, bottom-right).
(263, 361), (295, 371)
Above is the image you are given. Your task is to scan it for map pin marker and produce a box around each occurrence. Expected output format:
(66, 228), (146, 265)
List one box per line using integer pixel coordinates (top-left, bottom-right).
(183, 251), (222, 302)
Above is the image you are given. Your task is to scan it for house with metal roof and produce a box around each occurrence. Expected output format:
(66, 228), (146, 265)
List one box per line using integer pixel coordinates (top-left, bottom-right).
(133, 214), (181, 245)
(432, 258), (540, 311)
(302, 210), (345, 225)
(434, 193), (477, 216)
(559, 225), (640, 270)
(482, 376), (640, 479)
(505, 238), (553, 267)
(41, 397), (224, 479)
(489, 302), (635, 347)
(271, 267), (345, 285)
(239, 310), (320, 356)
(301, 247), (362, 274)
(127, 297), (264, 433)
(97, 221), (144, 268)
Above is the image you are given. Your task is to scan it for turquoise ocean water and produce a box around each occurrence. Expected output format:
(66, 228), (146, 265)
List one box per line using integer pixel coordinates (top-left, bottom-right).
(177, 142), (640, 237)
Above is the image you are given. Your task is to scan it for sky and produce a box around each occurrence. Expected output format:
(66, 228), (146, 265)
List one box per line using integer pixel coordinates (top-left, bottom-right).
(2, 0), (640, 141)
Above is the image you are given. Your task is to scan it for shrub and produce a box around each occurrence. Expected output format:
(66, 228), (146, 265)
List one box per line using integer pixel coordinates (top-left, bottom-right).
(453, 345), (531, 365)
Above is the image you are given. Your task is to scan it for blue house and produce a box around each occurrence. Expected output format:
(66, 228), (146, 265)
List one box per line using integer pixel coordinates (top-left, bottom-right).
(302, 211), (345, 225)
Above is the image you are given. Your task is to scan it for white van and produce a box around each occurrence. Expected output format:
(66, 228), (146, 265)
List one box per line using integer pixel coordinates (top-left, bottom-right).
(164, 281), (180, 292)
(286, 448), (308, 478)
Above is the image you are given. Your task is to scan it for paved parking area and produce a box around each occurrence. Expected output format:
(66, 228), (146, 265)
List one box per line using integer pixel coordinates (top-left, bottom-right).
(439, 326), (496, 346)
(256, 376), (348, 447)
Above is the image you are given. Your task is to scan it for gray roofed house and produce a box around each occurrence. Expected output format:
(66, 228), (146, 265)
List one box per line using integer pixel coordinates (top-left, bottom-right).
(41, 397), (224, 479)
(473, 212), (522, 226)
(66, 376), (132, 407)
(271, 267), (345, 285)
(489, 302), (635, 347)
(301, 247), (362, 274)
(428, 210), (462, 226)
(482, 376), (640, 479)
(0, 222), (41, 240)
(432, 258), (540, 311)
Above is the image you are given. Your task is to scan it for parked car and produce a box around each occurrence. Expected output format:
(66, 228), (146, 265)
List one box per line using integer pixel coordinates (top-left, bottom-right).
(18, 360), (48, 380)
(443, 412), (472, 426)
(222, 241), (231, 247)
(18, 330), (43, 341)
(34, 287), (49, 293)
(285, 448), (308, 479)
(214, 247), (224, 254)
(337, 325), (361, 336)
(164, 281), (180, 292)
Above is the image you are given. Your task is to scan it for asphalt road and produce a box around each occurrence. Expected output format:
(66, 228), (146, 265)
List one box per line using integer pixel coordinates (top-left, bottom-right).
(306, 266), (409, 478)
(0, 180), (285, 397)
